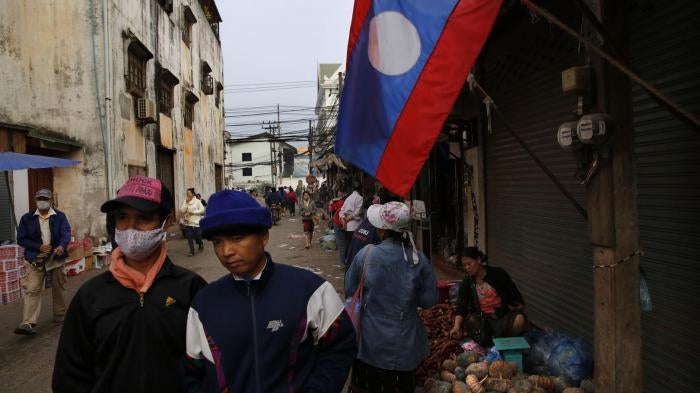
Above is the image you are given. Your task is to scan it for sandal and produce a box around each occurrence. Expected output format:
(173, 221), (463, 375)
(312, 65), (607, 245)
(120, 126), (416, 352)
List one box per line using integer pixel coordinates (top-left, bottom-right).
(14, 323), (36, 336)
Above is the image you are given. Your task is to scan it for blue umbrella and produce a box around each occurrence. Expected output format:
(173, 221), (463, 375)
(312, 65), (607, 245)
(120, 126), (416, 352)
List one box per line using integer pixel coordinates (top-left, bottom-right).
(0, 151), (81, 170)
(1, 152), (81, 240)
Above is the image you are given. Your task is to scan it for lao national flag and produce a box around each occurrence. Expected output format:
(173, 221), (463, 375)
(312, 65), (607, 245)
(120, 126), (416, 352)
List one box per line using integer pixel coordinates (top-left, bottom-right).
(336, 0), (502, 196)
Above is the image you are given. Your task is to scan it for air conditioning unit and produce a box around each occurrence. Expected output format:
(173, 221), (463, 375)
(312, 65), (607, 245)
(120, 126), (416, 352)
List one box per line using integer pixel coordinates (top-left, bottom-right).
(137, 98), (157, 123)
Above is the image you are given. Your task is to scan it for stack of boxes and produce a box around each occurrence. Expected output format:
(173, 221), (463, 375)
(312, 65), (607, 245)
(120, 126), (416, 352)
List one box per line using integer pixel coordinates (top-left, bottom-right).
(0, 245), (26, 305)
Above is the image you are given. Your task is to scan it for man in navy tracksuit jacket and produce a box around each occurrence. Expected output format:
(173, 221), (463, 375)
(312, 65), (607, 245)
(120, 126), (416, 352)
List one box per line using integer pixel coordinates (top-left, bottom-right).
(187, 190), (356, 393)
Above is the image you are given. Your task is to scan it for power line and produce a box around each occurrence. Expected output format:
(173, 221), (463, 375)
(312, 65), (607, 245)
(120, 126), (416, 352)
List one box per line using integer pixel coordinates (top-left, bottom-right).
(225, 118), (317, 127)
(223, 80), (316, 87)
(224, 85), (320, 94)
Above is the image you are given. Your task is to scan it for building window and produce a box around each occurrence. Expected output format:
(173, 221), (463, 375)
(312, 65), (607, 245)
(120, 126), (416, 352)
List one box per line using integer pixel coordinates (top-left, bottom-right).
(242, 152), (252, 161)
(157, 0), (173, 13)
(201, 61), (213, 95)
(183, 101), (194, 128)
(158, 82), (173, 116)
(183, 6), (197, 47)
(128, 165), (146, 178)
(183, 90), (199, 129)
(126, 44), (149, 97)
(158, 69), (179, 117)
(242, 167), (253, 177)
(216, 82), (223, 107)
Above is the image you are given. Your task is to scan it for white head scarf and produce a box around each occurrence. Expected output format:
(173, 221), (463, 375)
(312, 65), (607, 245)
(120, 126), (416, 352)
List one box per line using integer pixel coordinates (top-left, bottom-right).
(367, 202), (420, 265)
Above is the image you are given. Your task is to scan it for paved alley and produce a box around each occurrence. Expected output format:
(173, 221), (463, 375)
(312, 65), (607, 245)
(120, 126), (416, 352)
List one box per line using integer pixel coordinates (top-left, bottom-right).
(0, 215), (345, 393)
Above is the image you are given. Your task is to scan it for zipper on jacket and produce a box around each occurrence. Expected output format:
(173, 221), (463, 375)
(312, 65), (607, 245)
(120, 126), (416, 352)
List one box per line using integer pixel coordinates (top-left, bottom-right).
(139, 293), (144, 307)
(247, 280), (261, 393)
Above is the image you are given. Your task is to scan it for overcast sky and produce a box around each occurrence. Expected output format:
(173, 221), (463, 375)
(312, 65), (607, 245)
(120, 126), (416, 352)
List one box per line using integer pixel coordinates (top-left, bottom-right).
(217, 1), (354, 141)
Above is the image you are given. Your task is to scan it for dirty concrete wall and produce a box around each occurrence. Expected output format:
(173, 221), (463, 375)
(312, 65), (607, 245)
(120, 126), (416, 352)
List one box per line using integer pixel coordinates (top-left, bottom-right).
(0, 0), (108, 237)
(109, 0), (224, 209)
(0, 0), (224, 237)
(186, 0), (225, 200)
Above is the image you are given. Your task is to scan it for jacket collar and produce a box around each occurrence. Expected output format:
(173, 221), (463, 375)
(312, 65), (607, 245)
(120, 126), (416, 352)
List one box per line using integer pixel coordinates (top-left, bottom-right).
(34, 208), (57, 218)
(229, 252), (275, 290)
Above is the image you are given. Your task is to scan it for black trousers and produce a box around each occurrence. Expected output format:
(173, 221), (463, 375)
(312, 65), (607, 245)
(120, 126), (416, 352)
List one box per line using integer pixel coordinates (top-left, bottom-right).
(184, 226), (202, 254)
(350, 359), (416, 393)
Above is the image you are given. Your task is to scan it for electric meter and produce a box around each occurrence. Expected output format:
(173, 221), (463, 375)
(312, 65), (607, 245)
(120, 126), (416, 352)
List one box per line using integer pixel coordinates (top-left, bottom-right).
(557, 121), (580, 150)
(577, 113), (612, 145)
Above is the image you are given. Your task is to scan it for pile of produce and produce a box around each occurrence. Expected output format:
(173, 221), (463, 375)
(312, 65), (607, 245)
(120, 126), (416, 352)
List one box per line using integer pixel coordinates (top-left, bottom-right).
(422, 358), (594, 393)
(417, 304), (463, 381)
(418, 304), (595, 393)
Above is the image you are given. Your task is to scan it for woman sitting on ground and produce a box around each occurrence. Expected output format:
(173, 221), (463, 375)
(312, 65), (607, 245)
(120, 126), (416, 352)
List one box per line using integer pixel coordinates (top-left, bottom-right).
(449, 247), (527, 342)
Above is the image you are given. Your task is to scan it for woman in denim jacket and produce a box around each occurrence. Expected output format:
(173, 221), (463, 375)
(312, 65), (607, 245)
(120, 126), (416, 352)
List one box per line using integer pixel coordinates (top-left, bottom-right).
(345, 201), (438, 392)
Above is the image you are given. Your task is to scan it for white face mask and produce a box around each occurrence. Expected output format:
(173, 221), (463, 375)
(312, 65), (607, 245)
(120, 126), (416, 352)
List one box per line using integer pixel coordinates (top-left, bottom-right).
(115, 220), (167, 261)
(36, 201), (51, 210)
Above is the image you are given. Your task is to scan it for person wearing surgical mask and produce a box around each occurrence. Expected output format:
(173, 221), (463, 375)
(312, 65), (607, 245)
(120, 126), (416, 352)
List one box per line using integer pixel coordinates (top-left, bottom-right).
(52, 176), (207, 393)
(14, 189), (71, 336)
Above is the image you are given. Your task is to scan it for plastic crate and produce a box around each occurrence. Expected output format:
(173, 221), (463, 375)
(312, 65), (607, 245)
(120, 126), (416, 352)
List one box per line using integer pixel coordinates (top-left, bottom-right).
(0, 279), (21, 293)
(0, 259), (21, 271)
(0, 245), (24, 259)
(0, 269), (24, 282)
(0, 288), (24, 305)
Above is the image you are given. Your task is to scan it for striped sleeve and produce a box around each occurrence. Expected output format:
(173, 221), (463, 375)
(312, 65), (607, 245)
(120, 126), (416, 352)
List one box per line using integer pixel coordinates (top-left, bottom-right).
(186, 307), (214, 363)
(303, 281), (345, 345)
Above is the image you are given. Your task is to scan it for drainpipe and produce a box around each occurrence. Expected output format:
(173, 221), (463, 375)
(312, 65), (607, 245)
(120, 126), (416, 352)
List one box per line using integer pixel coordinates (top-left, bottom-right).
(102, 0), (113, 197)
(90, 0), (111, 200)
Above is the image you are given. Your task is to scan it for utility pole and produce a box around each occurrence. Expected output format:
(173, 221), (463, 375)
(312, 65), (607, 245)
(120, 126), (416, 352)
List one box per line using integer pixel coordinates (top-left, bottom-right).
(338, 71), (344, 96)
(263, 121), (277, 186)
(583, 1), (643, 392)
(308, 120), (313, 173)
(277, 104), (282, 181)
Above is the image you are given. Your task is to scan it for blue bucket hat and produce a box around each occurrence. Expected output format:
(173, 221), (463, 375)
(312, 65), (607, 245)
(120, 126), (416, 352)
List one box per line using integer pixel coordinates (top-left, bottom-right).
(200, 190), (272, 239)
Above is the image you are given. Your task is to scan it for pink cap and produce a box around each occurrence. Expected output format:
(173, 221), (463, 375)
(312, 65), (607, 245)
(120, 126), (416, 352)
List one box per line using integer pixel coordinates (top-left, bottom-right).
(116, 176), (162, 204)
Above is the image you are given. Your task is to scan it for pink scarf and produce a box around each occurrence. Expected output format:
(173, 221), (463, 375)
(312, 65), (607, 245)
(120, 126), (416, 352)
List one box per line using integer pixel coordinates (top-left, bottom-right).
(109, 244), (167, 294)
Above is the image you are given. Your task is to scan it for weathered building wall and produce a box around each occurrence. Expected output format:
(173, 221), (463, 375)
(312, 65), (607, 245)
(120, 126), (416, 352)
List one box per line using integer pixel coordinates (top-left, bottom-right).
(0, 0), (224, 236)
(103, 0), (224, 215)
(0, 1), (108, 236)
(188, 0), (224, 200)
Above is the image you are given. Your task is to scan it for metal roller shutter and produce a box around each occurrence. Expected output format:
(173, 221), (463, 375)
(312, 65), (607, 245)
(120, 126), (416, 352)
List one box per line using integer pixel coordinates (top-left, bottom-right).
(630, 1), (700, 391)
(482, 12), (594, 343)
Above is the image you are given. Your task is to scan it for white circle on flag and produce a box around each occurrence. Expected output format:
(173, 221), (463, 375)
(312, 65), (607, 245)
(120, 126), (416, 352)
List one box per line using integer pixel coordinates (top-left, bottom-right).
(368, 11), (421, 76)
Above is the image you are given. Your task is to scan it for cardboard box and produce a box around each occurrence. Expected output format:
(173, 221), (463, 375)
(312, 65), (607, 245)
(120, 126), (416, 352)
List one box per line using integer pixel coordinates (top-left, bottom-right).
(84, 255), (95, 271)
(67, 241), (85, 260)
(64, 258), (86, 277)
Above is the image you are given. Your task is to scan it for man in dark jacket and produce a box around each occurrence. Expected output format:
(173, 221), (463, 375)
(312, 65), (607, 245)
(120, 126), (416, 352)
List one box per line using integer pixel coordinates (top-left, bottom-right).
(14, 189), (71, 335)
(52, 176), (207, 393)
(186, 190), (357, 393)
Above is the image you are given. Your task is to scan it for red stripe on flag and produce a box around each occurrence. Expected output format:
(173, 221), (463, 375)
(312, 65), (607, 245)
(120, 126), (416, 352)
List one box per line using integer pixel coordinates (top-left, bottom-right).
(346, 0), (373, 62)
(375, 0), (502, 196)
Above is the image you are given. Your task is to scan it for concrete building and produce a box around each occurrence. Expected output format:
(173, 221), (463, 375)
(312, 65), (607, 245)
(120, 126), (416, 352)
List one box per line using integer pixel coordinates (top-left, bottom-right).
(0, 0), (225, 239)
(312, 63), (344, 162)
(224, 132), (295, 189)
